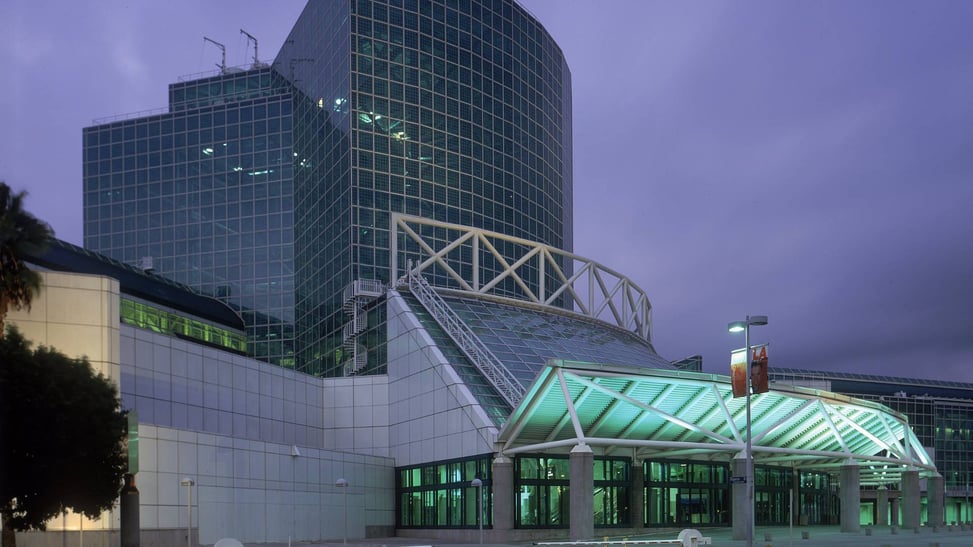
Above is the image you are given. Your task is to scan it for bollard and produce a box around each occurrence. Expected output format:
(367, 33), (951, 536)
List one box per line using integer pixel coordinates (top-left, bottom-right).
(676, 529), (707, 547)
(801, 530), (809, 540)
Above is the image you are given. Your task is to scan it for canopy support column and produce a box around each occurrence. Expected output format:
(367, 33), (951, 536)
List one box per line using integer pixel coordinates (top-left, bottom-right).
(901, 469), (921, 529)
(876, 486), (889, 526)
(631, 460), (646, 530)
(840, 461), (860, 533)
(928, 473), (945, 527)
(569, 444), (593, 541)
(492, 455), (514, 534)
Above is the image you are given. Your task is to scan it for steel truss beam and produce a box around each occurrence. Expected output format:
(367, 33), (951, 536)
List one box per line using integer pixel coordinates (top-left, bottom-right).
(499, 361), (936, 482)
(391, 213), (653, 341)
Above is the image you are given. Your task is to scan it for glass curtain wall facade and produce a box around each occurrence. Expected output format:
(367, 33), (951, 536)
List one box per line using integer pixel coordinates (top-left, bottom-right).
(644, 461), (730, 527)
(83, 68), (297, 366)
(514, 456), (630, 529)
(277, 0), (574, 376)
(394, 454), (842, 531)
(397, 454), (493, 528)
(641, 461), (835, 528)
(86, 0), (573, 377)
(516, 456), (570, 527)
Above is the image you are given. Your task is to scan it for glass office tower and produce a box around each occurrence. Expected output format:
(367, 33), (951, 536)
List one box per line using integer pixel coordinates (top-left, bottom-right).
(84, 0), (572, 376)
(83, 68), (297, 366)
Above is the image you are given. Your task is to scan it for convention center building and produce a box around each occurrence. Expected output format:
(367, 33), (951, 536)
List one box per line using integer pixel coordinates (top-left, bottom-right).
(9, 0), (958, 544)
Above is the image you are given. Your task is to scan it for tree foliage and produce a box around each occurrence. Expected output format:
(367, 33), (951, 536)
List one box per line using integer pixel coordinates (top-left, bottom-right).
(0, 182), (52, 332)
(0, 326), (127, 543)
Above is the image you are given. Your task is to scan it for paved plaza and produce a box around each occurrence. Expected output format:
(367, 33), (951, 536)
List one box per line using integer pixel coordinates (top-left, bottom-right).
(241, 525), (973, 547)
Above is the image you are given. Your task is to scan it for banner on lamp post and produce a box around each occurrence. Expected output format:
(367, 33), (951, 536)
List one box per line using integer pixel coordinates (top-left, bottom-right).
(730, 349), (747, 398)
(751, 346), (769, 394)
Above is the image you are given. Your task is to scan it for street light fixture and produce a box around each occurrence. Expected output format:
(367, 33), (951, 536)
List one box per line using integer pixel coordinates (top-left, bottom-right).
(179, 478), (195, 547)
(470, 478), (483, 544)
(335, 478), (349, 545)
(728, 314), (768, 547)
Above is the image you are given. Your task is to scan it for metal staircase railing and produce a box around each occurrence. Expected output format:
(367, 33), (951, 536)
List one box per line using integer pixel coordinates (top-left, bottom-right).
(404, 264), (525, 407)
(341, 279), (386, 376)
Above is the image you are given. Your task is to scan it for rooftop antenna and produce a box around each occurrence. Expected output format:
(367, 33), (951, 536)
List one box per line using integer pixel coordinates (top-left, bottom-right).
(240, 29), (266, 69)
(203, 36), (227, 73)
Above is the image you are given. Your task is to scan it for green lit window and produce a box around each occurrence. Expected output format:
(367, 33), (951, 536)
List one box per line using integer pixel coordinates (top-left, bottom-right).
(120, 298), (246, 353)
(644, 460), (731, 527)
(595, 458), (630, 527)
(396, 454), (492, 529)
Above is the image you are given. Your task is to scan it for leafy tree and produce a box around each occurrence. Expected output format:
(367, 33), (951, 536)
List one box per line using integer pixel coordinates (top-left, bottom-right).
(0, 327), (127, 547)
(0, 182), (52, 333)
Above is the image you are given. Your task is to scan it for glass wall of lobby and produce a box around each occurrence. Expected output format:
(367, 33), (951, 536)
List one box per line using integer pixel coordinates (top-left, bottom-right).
(396, 455), (843, 530)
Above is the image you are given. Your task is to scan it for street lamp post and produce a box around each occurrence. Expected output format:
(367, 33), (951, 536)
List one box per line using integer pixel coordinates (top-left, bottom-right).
(335, 478), (349, 545)
(728, 314), (768, 547)
(470, 478), (483, 544)
(179, 478), (194, 547)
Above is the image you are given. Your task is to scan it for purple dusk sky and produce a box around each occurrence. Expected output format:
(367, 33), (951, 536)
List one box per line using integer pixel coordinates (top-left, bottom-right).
(2, 1), (972, 381)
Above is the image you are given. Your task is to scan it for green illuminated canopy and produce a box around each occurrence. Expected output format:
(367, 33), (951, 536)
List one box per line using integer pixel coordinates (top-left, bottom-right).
(497, 360), (935, 484)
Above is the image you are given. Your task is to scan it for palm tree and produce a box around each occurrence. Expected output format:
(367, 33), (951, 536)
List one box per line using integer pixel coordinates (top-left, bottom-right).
(0, 182), (52, 334)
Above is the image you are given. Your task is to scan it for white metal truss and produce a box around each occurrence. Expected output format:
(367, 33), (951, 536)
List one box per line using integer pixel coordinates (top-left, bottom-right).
(497, 360), (936, 484)
(390, 213), (653, 341)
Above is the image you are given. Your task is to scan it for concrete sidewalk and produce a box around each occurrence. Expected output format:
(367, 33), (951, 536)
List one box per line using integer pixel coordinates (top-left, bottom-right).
(241, 524), (973, 547)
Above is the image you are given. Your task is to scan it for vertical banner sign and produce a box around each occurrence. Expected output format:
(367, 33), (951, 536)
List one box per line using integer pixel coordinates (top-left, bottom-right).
(730, 349), (747, 398)
(751, 346), (769, 394)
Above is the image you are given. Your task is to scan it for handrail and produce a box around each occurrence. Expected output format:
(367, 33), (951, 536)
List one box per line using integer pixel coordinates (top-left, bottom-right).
(340, 279), (385, 376)
(405, 265), (525, 407)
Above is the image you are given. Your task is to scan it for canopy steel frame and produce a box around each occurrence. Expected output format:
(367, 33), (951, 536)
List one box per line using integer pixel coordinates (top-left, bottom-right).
(498, 360), (936, 484)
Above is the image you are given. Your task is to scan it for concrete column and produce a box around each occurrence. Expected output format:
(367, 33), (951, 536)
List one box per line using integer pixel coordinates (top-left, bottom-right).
(901, 469), (921, 529)
(890, 496), (900, 526)
(876, 486), (889, 526)
(928, 473), (945, 526)
(492, 455), (514, 533)
(569, 444), (594, 541)
(631, 461), (645, 529)
(839, 461), (860, 533)
(731, 457), (748, 540)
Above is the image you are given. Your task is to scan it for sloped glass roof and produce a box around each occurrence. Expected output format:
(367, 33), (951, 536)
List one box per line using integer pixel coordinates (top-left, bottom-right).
(27, 238), (244, 330)
(398, 293), (514, 426)
(439, 293), (674, 389)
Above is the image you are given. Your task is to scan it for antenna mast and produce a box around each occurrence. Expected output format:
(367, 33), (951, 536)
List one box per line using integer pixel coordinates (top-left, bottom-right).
(240, 29), (264, 69)
(203, 36), (227, 73)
